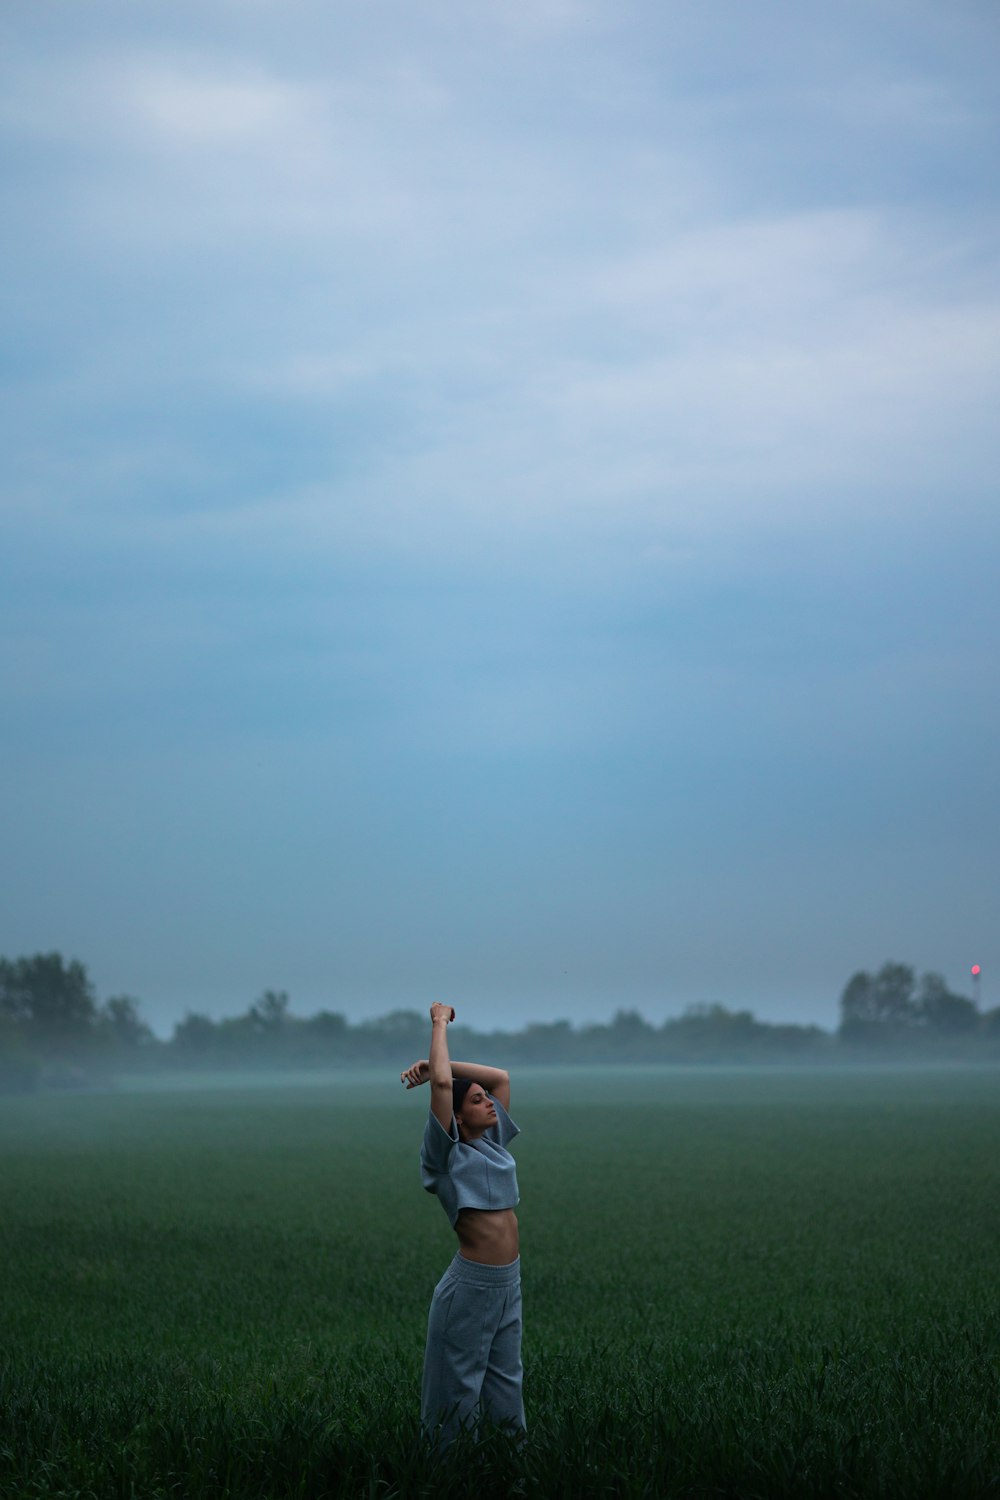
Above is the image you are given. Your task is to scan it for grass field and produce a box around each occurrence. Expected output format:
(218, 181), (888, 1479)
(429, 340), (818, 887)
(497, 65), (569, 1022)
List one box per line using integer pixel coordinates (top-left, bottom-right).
(0, 1067), (998, 1498)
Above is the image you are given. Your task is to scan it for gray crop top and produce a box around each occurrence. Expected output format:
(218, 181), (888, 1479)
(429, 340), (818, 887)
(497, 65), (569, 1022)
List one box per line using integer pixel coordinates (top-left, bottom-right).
(419, 1095), (520, 1227)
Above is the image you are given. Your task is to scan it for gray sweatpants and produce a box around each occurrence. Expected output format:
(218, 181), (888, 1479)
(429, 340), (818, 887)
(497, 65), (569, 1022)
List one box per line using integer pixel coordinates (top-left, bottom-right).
(421, 1252), (525, 1446)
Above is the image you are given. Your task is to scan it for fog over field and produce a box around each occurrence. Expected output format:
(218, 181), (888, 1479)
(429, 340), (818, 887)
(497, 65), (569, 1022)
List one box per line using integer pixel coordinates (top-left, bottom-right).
(1, 1069), (998, 1496)
(2, 2), (998, 1037)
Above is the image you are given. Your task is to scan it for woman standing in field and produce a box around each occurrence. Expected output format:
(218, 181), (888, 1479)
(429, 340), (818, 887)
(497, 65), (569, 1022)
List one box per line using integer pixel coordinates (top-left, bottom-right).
(401, 1002), (525, 1448)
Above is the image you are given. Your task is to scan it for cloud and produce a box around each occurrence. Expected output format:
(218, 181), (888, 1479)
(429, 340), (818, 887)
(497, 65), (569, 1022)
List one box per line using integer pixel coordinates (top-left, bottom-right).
(2, 0), (999, 1030)
(123, 57), (309, 144)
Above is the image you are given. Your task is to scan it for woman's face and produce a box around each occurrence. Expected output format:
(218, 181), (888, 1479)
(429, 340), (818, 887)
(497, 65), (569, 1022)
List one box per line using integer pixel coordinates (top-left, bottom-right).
(457, 1085), (496, 1135)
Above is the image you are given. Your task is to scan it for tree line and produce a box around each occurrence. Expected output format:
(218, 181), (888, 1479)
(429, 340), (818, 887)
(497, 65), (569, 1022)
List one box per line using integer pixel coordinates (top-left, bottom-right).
(0, 952), (996, 1091)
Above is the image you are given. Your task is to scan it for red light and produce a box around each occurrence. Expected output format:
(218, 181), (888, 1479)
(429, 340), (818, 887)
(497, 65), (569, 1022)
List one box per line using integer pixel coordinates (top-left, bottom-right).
(971, 964), (982, 977)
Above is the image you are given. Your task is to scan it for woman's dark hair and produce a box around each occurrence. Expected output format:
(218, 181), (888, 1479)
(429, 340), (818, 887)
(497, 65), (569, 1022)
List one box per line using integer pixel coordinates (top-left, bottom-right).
(452, 1077), (475, 1118)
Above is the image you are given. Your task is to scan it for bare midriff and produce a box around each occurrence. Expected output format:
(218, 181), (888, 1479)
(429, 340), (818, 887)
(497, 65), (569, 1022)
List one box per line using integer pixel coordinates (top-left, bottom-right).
(455, 1207), (519, 1265)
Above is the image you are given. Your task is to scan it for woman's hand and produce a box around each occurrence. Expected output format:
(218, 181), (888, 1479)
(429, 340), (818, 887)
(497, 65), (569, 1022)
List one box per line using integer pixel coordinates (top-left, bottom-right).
(400, 1059), (430, 1089)
(429, 1002), (455, 1025)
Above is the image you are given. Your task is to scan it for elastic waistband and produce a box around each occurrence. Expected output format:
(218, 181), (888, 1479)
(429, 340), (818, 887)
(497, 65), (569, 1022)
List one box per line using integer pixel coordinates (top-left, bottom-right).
(447, 1252), (520, 1287)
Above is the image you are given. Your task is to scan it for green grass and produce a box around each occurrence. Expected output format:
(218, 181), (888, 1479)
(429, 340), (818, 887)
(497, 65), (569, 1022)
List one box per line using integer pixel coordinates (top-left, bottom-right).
(1, 1068), (998, 1497)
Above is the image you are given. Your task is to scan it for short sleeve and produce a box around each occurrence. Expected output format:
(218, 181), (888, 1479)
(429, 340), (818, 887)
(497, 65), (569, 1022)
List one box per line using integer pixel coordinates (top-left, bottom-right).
(420, 1109), (459, 1175)
(486, 1095), (520, 1149)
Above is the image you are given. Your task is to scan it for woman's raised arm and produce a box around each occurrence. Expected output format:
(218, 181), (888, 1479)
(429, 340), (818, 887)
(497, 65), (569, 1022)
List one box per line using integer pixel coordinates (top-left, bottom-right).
(427, 1002), (456, 1129)
(448, 1059), (510, 1112)
(400, 1010), (512, 1114)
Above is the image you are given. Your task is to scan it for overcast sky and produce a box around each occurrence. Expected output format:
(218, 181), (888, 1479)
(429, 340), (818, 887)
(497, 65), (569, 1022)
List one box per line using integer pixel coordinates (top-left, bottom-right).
(2, 1), (998, 1037)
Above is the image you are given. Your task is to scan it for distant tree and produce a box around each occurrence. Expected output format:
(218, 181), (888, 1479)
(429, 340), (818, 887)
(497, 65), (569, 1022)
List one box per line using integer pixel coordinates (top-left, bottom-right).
(172, 1011), (220, 1055)
(248, 989), (290, 1035)
(353, 1010), (427, 1060)
(98, 995), (154, 1049)
(0, 953), (97, 1049)
(664, 1004), (763, 1060)
(516, 1020), (574, 1062)
(839, 962), (918, 1041)
(610, 1009), (655, 1038)
(0, 1016), (41, 1092)
(307, 1010), (347, 1041)
(368, 1009), (425, 1035)
(916, 972), (978, 1035)
(766, 1022), (831, 1057)
(839, 972), (872, 1034)
(605, 1009), (656, 1060)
